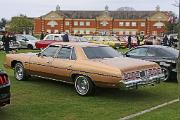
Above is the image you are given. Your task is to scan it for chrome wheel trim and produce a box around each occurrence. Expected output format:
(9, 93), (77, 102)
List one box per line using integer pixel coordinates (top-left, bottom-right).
(75, 76), (89, 95)
(161, 67), (169, 81)
(15, 64), (24, 80)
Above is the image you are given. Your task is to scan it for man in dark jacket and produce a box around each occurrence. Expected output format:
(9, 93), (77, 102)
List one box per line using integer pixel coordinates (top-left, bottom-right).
(127, 35), (132, 49)
(62, 33), (69, 42)
(2, 32), (10, 53)
(163, 35), (168, 46)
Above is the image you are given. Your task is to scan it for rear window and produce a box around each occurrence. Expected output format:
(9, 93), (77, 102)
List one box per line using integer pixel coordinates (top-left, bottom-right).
(83, 46), (121, 59)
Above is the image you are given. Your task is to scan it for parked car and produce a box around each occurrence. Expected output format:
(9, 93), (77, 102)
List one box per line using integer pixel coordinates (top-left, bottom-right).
(123, 36), (138, 48)
(15, 34), (39, 49)
(0, 69), (10, 107)
(84, 36), (121, 49)
(4, 42), (164, 96)
(35, 34), (64, 49)
(144, 36), (161, 45)
(0, 35), (20, 50)
(124, 45), (178, 81)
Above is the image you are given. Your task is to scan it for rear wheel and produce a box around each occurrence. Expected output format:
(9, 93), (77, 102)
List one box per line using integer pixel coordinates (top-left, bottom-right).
(14, 63), (27, 81)
(74, 75), (95, 96)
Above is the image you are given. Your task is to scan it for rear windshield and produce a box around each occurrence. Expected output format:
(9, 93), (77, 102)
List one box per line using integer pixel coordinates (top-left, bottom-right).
(83, 46), (121, 59)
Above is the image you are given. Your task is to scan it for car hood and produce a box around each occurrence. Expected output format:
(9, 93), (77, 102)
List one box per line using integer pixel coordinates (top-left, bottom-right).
(91, 57), (159, 73)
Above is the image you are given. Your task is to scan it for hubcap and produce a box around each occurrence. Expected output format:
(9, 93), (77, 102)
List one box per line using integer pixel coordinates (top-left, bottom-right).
(75, 76), (89, 95)
(15, 64), (23, 80)
(161, 67), (169, 81)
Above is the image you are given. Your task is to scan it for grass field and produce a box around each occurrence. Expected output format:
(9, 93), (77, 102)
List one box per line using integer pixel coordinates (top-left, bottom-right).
(0, 50), (179, 120)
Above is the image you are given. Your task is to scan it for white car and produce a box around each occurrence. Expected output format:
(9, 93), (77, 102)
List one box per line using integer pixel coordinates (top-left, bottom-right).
(16, 34), (39, 49)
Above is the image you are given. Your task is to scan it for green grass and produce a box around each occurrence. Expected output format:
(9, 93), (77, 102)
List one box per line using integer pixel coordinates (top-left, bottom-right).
(0, 49), (179, 120)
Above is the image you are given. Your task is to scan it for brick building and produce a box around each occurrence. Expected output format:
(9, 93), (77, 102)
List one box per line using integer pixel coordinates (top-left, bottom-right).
(34, 5), (171, 36)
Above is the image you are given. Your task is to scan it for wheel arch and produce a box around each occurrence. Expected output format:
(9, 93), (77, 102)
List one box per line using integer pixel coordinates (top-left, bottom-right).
(11, 60), (22, 68)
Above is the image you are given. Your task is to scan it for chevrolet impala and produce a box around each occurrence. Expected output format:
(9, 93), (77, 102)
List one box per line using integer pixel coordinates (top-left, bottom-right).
(4, 42), (164, 96)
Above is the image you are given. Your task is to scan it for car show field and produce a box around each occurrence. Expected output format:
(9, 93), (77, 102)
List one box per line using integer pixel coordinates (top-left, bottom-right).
(0, 49), (179, 120)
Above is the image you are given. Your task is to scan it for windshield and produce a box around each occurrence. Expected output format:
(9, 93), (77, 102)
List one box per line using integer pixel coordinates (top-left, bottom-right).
(23, 35), (37, 40)
(163, 47), (179, 58)
(83, 46), (121, 59)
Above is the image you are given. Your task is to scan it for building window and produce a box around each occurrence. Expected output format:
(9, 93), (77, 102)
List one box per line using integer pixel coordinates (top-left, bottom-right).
(74, 30), (78, 34)
(47, 29), (51, 34)
(119, 22), (124, 26)
(80, 30), (84, 34)
(125, 31), (129, 35)
(65, 22), (69, 26)
(54, 30), (59, 33)
(74, 21), (78, 26)
(80, 22), (84, 26)
(131, 31), (136, 35)
(152, 31), (157, 35)
(86, 22), (90, 26)
(125, 22), (130, 26)
(86, 30), (90, 34)
(119, 31), (123, 35)
(132, 22), (136, 27)
(140, 22), (145, 27)
(65, 30), (70, 33)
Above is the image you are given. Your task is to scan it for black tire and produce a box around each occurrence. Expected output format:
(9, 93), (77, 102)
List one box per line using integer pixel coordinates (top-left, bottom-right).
(74, 75), (95, 96)
(14, 62), (27, 81)
(27, 44), (33, 49)
(161, 66), (170, 81)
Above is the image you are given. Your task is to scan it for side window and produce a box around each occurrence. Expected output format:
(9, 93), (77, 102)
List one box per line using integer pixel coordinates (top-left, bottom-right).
(147, 48), (157, 57)
(45, 35), (53, 40)
(41, 46), (59, 57)
(54, 36), (63, 41)
(127, 48), (148, 56)
(56, 47), (72, 59)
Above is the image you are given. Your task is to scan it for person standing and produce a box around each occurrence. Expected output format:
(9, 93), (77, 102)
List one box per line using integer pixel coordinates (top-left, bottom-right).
(169, 36), (174, 47)
(136, 34), (141, 46)
(2, 32), (10, 53)
(127, 35), (132, 49)
(62, 33), (69, 42)
(40, 32), (45, 40)
(163, 35), (168, 46)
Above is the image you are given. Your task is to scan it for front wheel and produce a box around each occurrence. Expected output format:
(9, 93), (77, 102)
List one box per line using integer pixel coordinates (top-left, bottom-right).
(14, 63), (27, 81)
(161, 66), (170, 81)
(74, 75), (95, 96)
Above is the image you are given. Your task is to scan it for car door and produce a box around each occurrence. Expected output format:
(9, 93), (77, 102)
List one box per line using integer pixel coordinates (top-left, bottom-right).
(29, 45), (60, 77)
(50, 46), (76, 82)
(16, 35), (27, 48)
(125, 47), (148, 59)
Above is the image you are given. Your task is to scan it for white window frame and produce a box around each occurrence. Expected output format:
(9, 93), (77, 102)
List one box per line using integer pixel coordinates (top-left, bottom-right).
(74, 30), (78, 34)
(132, 22), (136, 27)
(125, 22), (130, 26)
(86, 30), (90, 34)
(119, 22), (124, 26)
(86, 22), (90, 26)
(80, 22), (84, 26)
(140, 22), (145, 27)
(74, 21), (78, 26)
(65, 21), (70, 26)
(80, 30), (84, 34)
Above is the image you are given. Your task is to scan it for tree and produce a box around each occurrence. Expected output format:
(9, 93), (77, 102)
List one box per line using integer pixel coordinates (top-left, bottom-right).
(165, 22), (178, 34)
(0, 18), (7, 29)
(8, 15), (33, 34)
(172, 0), (180, 99)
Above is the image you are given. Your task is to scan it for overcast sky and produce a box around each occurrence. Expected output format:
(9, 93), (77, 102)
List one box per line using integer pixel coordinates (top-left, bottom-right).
(0, 0), (179, 20)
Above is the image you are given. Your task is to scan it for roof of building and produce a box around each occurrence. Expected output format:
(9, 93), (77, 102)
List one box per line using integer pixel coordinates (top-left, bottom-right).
(50, 10), (169, 19)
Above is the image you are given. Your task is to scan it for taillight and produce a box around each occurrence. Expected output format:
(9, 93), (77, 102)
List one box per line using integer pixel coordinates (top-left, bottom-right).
(0, 75), (9, 85)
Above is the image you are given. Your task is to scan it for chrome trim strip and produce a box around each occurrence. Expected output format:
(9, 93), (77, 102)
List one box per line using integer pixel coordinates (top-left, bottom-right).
(30, 75), (74, 84)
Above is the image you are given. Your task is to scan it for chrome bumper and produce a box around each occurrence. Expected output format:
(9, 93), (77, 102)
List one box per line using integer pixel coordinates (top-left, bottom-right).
(120, 74), (165, 89)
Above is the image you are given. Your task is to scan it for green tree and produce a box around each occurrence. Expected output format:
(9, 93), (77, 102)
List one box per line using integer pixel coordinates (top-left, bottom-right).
(165, 22), (178, 34)
(8, 15), (33, 33)
(0, 18), (7, 29)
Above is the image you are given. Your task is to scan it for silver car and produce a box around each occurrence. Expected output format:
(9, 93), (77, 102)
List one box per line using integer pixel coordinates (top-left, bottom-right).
(16, 34), (39, 49)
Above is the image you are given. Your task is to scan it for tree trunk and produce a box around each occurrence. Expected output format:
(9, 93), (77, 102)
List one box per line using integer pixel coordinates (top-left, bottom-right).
(177, 1), (180, 99)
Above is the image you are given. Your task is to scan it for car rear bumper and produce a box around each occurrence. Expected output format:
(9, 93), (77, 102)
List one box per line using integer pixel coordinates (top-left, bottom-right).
(0, 85), (10, 107)
(119, 74), (165, 89)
